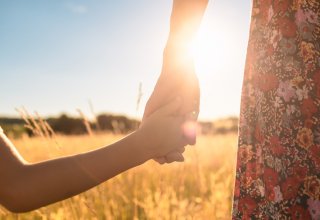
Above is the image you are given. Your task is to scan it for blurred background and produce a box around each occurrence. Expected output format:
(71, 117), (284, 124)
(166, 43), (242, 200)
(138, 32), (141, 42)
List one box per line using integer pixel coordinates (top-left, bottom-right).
(1, 0), (251, 125)
(0, 1), (253, 219)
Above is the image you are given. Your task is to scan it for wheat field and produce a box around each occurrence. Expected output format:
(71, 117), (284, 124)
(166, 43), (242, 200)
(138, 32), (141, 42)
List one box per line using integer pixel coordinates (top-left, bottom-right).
(0, 132), (238, 220)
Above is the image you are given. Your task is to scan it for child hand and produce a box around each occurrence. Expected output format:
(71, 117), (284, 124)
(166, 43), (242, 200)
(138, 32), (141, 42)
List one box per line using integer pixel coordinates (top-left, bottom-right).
(138, 97), (188, 159)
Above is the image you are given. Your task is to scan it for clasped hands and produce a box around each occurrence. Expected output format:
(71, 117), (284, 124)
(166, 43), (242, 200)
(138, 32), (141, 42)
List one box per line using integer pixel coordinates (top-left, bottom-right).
(142, 60), (200, 164)
(142, 0), (208, 164)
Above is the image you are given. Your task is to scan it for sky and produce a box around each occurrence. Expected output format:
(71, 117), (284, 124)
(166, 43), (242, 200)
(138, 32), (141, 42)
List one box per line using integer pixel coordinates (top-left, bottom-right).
(0, 0), (252, 121)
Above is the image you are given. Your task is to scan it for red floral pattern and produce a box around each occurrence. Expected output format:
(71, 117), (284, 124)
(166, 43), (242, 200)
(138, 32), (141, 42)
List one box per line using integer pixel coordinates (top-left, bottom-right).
(233, 1), (320, 219)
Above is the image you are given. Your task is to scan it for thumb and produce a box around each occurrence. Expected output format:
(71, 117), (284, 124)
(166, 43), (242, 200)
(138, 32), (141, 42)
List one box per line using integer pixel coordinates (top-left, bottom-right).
(158, 96), (182, 116)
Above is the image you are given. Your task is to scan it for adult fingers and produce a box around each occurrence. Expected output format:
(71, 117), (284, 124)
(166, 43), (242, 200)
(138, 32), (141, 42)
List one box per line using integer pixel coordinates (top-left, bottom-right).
(177, 146), (185, 153)
(153, 157), (167, 165)
(154, 146), (185, 164)
(165, 151), (185, 163)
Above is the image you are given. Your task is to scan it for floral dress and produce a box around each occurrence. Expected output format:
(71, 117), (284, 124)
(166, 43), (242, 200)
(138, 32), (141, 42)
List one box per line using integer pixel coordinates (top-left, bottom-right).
(232, 0), (320, 219)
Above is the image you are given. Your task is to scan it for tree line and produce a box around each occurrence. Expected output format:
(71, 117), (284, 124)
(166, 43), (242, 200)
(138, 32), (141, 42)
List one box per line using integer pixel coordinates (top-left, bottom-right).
(0, 113), (139, 138)
(0, 114), (239, 138)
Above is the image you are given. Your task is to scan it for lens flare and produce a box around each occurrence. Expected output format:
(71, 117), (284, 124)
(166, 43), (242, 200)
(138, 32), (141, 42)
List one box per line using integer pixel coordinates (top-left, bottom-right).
(182, 120), (201, 144)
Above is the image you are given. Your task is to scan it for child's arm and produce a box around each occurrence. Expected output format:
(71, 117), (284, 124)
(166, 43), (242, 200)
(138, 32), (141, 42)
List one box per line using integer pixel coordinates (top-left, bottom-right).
(0, 98), (185, 213)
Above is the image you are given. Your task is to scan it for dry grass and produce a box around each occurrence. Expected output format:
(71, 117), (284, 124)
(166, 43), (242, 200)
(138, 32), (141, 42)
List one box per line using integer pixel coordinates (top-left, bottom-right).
(0, 133), (238, 220)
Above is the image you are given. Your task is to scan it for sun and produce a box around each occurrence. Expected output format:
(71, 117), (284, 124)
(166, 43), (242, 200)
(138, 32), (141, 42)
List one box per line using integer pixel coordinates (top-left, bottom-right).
(189, 20), (231, 80)
(184, 10), (250, 119)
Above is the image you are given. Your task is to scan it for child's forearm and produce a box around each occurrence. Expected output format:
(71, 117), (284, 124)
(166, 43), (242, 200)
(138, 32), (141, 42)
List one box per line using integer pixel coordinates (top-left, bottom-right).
(2, 131), (150, 213)
(1, 99), (184, 212)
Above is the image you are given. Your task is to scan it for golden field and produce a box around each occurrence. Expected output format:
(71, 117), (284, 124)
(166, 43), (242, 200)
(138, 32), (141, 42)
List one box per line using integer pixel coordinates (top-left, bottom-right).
(0, 133), (238, 220)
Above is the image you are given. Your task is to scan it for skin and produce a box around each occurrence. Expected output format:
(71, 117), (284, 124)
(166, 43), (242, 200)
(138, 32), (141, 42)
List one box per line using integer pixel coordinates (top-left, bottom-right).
(143, 0), (209, 163)
(0, 98), (187, 213)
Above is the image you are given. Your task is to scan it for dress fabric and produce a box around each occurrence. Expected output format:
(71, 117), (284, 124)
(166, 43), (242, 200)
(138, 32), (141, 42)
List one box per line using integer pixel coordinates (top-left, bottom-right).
(232, 0), (320, 219)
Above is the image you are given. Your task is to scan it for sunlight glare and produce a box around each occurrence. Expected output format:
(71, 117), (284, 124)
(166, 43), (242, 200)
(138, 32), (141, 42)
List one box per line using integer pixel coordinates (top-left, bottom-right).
(185, 6), (250, 120)
(190, 20), (232, 79)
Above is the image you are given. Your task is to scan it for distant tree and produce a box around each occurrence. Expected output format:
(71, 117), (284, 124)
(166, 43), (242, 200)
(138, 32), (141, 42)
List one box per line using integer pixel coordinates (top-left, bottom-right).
(97, 114), (139, 134)
(96, 114), (113, 131)
(50, 114), (86, 135)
